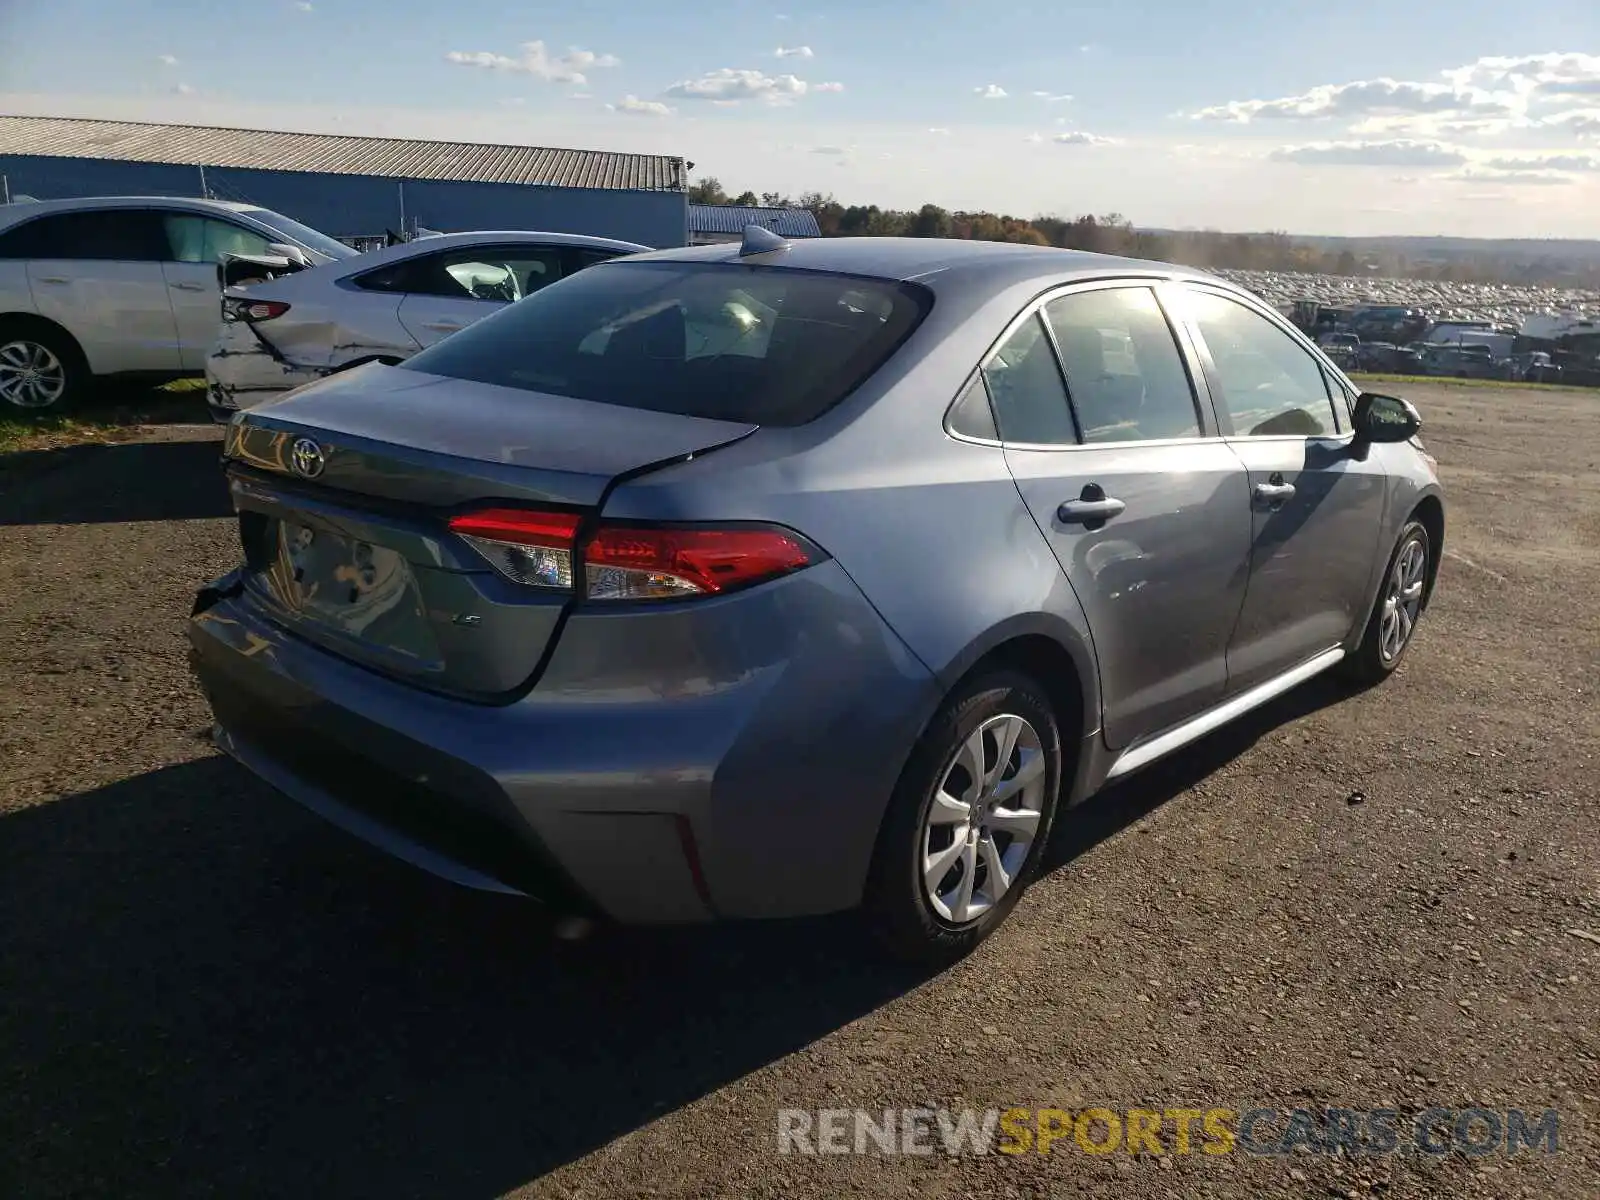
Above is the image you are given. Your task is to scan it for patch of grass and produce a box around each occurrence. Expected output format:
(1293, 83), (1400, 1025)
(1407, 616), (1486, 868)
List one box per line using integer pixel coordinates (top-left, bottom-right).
(1349, 371), (1594, 394)
(0, 378), (207, 453)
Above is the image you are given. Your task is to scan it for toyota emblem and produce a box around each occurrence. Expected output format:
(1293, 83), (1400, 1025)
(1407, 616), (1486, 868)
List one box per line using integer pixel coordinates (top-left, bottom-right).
(289, 436), (327, 479)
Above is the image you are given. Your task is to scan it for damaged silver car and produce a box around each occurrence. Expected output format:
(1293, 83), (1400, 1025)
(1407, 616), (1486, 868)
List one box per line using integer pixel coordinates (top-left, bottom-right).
(205, 230), (651, 421)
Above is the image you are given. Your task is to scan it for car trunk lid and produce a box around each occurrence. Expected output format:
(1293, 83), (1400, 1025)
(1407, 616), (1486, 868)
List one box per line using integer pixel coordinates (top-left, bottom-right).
(223, 364), (757, 697)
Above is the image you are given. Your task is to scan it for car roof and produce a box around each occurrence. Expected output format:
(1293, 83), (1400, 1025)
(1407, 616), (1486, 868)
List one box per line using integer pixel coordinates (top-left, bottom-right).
(344, 229), (653, 270)
(621, 235), (1231, 296)
(0, 194), (264, 227)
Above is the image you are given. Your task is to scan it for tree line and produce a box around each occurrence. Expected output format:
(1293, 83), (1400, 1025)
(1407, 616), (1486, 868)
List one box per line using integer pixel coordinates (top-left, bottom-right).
(688, 177), (1600, 289)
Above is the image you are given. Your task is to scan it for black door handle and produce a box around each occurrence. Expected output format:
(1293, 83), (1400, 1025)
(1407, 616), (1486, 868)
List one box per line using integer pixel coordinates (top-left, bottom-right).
(1057, 482), (1126, 526)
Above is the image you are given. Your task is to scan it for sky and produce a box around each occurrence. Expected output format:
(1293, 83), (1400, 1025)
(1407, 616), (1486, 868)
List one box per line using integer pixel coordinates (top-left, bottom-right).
(2, 0), (1599, 238)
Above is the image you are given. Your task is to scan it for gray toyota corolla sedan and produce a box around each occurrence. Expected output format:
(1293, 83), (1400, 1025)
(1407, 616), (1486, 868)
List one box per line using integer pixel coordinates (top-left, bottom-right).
(188, 229), (1444, 962)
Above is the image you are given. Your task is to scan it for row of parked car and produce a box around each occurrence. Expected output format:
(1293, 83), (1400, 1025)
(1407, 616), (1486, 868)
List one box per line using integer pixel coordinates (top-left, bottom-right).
(0, 194), (649, 413)
(1315, 330), (1566, 384)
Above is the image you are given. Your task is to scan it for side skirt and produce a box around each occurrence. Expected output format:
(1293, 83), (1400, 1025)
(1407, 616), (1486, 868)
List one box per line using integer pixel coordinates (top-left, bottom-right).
(1103, 647), (1345, 782)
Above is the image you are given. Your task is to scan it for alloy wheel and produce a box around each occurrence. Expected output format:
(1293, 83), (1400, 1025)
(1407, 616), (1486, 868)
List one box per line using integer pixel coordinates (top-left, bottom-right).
(921, 713), (1047, 925)
(0, 339), (68, 409)
(1379, 534), (1427, 663)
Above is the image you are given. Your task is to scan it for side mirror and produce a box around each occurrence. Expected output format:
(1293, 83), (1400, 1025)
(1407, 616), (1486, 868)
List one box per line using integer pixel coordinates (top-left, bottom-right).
(1352, 392), (1421, 445)
(266, 242), (311, 267)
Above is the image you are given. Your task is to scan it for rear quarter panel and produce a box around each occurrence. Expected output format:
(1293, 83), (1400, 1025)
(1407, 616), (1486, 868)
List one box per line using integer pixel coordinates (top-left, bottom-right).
(0, 262), (34, 316)
(603, 270), (1107, 737)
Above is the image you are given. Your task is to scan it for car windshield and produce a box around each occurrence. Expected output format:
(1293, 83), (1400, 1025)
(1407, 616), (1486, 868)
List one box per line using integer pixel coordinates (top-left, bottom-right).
(240, 208), (359, 261)
(401, 260), (932, 425)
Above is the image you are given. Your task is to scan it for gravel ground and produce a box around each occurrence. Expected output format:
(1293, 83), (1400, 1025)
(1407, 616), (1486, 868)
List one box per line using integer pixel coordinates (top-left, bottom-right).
(0, 385), (1596, 1199)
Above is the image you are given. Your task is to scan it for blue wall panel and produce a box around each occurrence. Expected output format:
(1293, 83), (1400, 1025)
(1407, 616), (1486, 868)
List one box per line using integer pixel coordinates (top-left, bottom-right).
(0, 156), (688, 248)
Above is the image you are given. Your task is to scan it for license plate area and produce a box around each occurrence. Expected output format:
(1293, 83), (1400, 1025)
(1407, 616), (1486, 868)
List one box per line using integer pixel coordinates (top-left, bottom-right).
(252, 516), (442, 667)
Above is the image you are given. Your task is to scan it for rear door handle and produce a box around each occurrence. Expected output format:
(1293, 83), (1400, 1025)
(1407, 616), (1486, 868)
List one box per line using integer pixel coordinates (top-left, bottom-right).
(1254, 482), (1296, 503)
(170, 281), (208, 292)
(1057, 492), (1126, 524)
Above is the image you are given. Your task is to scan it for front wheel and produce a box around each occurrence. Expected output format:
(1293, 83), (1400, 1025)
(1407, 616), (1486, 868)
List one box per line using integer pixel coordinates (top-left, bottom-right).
(865, 671), (1063, 965)
(1342, 519), (1431, 685)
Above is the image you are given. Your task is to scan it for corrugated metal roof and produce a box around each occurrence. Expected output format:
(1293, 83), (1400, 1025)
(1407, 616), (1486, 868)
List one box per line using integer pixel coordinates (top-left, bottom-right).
(689, 204), (822, 237)
(0, 115), (685, 192)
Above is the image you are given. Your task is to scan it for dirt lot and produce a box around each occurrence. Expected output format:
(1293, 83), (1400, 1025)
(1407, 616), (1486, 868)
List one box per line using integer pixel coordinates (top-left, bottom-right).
(1, 383), (1596, 1199)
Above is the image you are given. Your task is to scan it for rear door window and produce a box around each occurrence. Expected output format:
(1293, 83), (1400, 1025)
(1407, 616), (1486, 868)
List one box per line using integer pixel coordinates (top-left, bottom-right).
(0, 210), (167, 261)
(401, 261), (932, 426)
(1043, 286), (1202, 443)
(359, 245), (566, 302)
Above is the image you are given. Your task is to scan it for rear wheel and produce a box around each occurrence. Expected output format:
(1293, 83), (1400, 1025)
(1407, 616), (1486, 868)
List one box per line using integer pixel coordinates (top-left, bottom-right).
(866, 670), (1062, 965)
(0, 324), (88, 412)
(1342, 518), (1430, 685)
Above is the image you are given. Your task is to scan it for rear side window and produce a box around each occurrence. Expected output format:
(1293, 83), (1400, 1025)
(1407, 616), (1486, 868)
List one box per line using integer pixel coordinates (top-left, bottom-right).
(981, 314), (1077, 445)
(1043, 287), (1201, 443)
(358, 245), (567, 301)
(402, 261), (932, 425)
(0, 210), (167, 261)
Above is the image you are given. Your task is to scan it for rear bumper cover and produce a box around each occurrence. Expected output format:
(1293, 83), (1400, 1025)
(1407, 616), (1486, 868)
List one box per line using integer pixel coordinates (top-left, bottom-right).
(188, 561), (938, 923)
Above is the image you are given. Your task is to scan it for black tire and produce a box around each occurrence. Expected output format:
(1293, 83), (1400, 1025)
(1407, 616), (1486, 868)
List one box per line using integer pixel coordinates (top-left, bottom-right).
(1341, 518), (1431, 686)
(0, 320), (90, 413)
(865, 670), (1063, 966)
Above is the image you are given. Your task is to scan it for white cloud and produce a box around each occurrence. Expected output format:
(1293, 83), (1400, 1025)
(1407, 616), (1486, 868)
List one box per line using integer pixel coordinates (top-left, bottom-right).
(294, 1), (312, 10)
(974, 84), (1007, 100)
(1191, 78), (1507, 124)
(609, 94), (672, 117)
(158, 54), (178, 66)
(1444, 52), (1600, 98)
(774, 46), (813, 59)
(813, 81), (845, 93)
(812, 144), (849, 155)
(1446, 167), (1574, 186)
(1484, 152), (1600, 171)
(445, 41), (620, 86)
(927, 127), (950, 135)
(665, 68), (808, 104)
(1025, 132), (1044, 144)
(1053, 130), (1117, 145)
(1546, 108), (1600, 135)
(1269, 139), (1468, 167)
(172, 82), (195, 95)
(568, 92), (592, 101)
(1030, 91), (1072, 102)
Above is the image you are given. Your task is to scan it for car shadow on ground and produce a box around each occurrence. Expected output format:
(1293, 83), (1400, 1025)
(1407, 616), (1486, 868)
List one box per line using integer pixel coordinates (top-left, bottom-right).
(0, 438), (231, 525)
(0, 677), (1356, 1198)
(1045, 672), (1357, 869)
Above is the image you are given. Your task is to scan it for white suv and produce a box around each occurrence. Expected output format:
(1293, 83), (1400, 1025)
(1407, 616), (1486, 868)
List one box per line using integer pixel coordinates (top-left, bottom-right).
(0, 196), (357, 410)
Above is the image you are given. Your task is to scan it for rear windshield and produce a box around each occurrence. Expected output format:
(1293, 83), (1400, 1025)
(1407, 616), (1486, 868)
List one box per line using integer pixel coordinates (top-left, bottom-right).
(400, 260), (932, 425)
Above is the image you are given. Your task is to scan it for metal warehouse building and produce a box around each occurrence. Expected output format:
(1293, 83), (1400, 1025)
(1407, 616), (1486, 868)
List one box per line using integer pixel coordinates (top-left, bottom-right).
(0, 115), (689, 248)
(688, 204), (821, 245)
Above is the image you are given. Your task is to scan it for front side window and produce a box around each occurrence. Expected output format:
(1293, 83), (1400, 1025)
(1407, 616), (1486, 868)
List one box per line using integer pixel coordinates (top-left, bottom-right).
(1182, 289), (1340, 437)
(982, 314), (1077, 445)
(1043, 287), (1201, 443)
(238, 208), (359, 260)
(163, 215), (273, 264)
(402, 260), (931, 426)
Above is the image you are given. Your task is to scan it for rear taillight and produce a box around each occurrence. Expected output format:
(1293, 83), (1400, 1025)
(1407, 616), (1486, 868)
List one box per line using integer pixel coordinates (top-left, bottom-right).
(447, 507), (822, 600)
(224, 298), (291, 322)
